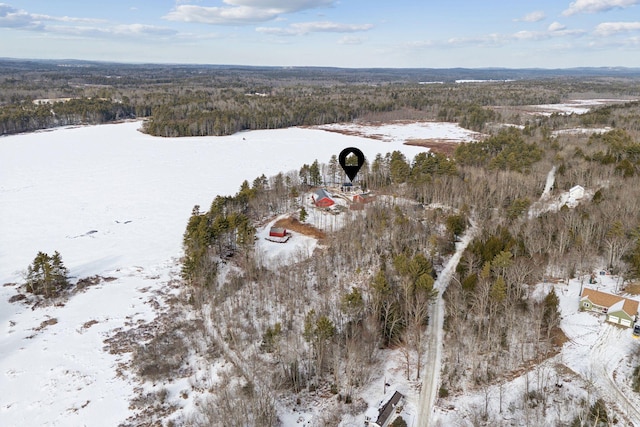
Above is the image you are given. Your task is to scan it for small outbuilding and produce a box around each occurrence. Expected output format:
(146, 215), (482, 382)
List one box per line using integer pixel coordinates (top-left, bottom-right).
(269, 227), (287, 238)
(580, 287), (639, 328)
(265, 226), (290, 243)
(312, 188), (335, 208)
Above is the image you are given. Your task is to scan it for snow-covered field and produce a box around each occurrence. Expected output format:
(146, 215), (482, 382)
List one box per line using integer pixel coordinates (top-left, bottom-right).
(317, 121), (483, 143)
(529, 99), (633, 116)
(0, 120), (439, 426)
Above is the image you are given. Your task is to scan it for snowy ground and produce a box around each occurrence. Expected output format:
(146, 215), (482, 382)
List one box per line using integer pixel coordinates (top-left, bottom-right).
(0, 120), (443, 426)
(316, 121), (484, 144)
(551, 127), (613, 136)
(433, 272), (640, 426)
(255, 216), (318, 268)
(557, 273), (640, 424)
(528, 99), (633, 116)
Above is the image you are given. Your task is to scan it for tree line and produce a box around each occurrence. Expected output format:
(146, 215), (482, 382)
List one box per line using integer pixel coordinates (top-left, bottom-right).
(0, 97), (136, 135)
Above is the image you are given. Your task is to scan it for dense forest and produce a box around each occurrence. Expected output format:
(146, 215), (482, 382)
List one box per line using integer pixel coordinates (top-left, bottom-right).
(2, 59), (640, 137)
(6, 59), (640, 425)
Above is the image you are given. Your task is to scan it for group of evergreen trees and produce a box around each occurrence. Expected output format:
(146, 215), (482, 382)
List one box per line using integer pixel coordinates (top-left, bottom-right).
(182, 193), (255, 287)
(455, 127), (543, 172)
(24, 251), (69, 298)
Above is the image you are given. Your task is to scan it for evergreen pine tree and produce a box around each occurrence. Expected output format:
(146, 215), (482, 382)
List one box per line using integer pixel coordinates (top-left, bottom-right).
(309, 160), (322, 186)
(25, 251), (69, 297)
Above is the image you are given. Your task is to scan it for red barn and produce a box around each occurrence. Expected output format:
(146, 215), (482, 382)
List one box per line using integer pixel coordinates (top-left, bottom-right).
(269, 227), (287, 238)
(353, 193), (376, 204)
(312, 188), (335, 208)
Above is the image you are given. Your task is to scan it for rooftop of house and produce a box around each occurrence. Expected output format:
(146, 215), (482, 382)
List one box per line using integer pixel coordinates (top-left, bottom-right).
(581, 287), (639, 316)
(376, 391), (404, 425)
(314, 188), (332, 199)
(365, 391), (404, 426)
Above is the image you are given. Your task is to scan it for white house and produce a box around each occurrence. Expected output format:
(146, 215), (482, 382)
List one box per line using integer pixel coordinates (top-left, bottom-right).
(569, 185), (585, 200)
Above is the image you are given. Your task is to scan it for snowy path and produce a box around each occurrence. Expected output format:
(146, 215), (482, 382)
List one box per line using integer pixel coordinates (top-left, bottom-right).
(540, 165), (556, 200)
(589, 325), (640, 425)
(417, 221), (478, 427)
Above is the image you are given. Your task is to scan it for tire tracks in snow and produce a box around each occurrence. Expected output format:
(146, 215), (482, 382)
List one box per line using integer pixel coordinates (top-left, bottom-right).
(589, 324), (640, 425)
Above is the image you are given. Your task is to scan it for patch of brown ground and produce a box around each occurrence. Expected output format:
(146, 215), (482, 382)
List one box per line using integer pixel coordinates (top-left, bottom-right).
(625, 282), (640, 295)
(83, 319), (99, 329)
(551, 326), (569, 347)
(316, 127), (385, 140)
(34, 317), (58, 331)
(273, 216), (326, 240)
(404, 139), (460, 156)
(75, 275), (117, 293)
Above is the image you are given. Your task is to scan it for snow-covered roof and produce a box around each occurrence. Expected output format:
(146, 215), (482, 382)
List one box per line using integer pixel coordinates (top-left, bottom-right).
(313, 188), (333, 200)
(569, 185), (584, 194)
(608, 299), (625, 313)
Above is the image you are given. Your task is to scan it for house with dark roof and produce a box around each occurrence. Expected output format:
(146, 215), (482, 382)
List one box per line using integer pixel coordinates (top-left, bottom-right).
(580, 287), (639, 328)
(364, 391), (405, 427)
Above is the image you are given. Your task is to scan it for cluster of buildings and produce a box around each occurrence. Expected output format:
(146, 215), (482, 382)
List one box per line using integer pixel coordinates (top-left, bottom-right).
(311, 187), (376, 211)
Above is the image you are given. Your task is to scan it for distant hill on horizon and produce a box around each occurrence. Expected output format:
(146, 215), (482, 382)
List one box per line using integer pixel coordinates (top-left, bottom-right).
(2, 57), (640, 83)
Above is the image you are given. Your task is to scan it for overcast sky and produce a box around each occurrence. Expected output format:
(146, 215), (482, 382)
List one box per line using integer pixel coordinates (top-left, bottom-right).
(1, 0), (639, 68)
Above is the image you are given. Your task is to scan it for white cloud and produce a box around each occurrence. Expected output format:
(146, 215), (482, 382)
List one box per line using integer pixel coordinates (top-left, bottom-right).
(515, 11), (546, 22)
(562, 0), (638, 16)
(594, 21), (640, 35)
(164, 5), (279, 25)
(0, 4), (37, 28)
(164, 0), (336, 25)
(112, 24), (178, 37)
(0, 3), (176, 39)
(548, 21), (567, 32)
(224, 0), (335, 12)
(30, 13), (106, 24)
(447, 33), (507, 47)
(512, 30), (538, 40)
(338, 35), (365, 45)
(406, 40), (436, 49)
(257, 21), (373, 36)
(413, 25), (585, 50)
(44, 23), (178, 39)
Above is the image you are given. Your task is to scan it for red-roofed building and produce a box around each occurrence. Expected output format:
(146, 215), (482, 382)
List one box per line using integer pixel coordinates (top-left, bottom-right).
(312, 188), (335, 208)
(269, 227), (287, 238)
